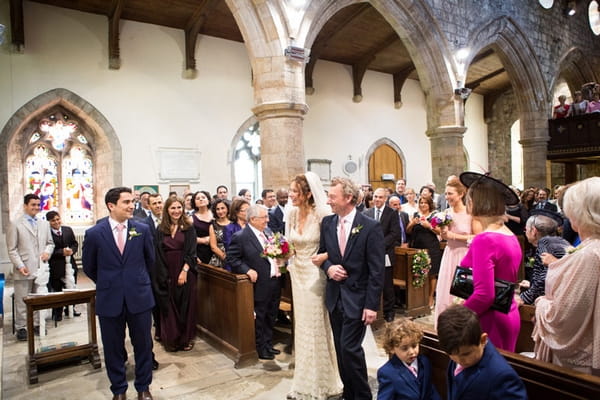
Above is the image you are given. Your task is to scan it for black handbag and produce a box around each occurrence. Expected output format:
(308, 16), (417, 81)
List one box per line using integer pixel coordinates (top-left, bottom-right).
(450, 266), (515, 314)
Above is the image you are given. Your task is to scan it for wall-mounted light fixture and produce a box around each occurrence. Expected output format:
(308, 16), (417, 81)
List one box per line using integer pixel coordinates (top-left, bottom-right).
(566, 1), (577, 16)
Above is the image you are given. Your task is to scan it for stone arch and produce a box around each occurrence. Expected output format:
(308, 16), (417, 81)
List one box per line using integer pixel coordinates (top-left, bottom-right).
(300, 0), (458, 128)
(0, 88), (121, 230)
(551, 47), (598, 96)
(466, 16), (549, 186)
(466, 16), (548, 133)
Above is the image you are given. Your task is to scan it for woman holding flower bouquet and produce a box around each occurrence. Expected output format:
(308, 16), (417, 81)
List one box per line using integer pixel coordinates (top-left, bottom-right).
(434, 176), (472, 324)
(286, 172), (342, 400)
(407, 196), (442, 309)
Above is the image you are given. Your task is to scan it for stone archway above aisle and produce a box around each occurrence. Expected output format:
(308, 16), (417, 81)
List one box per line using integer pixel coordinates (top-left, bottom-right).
(0, 88), (121, 231)
(365, 138), (405, 192)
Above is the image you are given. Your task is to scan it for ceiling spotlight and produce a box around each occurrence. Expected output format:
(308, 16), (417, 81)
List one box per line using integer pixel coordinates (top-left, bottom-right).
(566, 1), (577, 16)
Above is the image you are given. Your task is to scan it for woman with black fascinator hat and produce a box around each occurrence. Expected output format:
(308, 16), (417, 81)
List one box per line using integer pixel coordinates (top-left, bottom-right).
(457, 172), (522, 352)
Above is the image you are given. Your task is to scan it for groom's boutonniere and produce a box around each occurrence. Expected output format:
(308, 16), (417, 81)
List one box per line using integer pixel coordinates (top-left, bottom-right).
(128, 227), (142, 240)
(351, 224), (363, 236)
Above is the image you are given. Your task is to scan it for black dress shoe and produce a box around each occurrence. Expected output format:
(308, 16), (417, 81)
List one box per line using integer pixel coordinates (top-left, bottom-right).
(384, 313), (395, 322)
(152, 358), (159, 370)
(269, 347), (281, 355)
(112, 394), (127, 400)
(258, 351), (274, 360)
(16, 328), (27, 341)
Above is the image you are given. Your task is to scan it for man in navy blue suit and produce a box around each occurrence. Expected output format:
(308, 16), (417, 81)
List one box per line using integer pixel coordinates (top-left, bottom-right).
(83, 187), (156, 400)
(318, 177), (385, 400)
(226, 204), (281, 360)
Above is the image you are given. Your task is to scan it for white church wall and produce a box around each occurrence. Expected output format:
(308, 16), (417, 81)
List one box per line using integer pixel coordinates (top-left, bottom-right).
(464, 92), (489, 173)
(0, 1), (489, 209)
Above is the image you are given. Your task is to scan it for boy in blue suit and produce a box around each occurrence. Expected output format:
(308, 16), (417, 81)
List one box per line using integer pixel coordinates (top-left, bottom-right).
(377, 318), (441, 400)
(437, 305), (527, 400)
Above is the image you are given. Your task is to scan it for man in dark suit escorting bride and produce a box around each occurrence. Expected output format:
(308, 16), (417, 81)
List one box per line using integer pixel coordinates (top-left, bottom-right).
(318, 177), (385, 400)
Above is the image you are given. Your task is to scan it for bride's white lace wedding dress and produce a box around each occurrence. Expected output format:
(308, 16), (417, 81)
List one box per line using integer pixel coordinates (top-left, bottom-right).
(287, 207), (343, 400)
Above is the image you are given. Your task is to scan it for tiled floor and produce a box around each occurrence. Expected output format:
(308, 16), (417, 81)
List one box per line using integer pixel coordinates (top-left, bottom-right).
(1, 275), (413, 400)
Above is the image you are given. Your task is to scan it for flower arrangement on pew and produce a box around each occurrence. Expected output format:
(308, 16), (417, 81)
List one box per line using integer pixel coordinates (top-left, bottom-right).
(262, 232), (294, 274)
(411, 249), (431, 288)
(430, 210), (453, 229)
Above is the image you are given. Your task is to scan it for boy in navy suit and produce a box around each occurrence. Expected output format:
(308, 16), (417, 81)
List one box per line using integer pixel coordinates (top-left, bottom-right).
(437, 305), (527, 400)
(377, 318), (441, 400)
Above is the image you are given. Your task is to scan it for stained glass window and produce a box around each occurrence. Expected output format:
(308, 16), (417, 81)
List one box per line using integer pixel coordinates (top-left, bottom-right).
(23, 111), (94, 224)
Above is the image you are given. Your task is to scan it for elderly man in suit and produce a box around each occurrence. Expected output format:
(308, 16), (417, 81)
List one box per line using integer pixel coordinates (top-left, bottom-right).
(83, 187), (155, 400)
(363, 188), (401, 322)
(46, 210), (80, 321)
(318, 177), (385, 400)
(226, 204), (281, 360)
(7, 193), (55, 341)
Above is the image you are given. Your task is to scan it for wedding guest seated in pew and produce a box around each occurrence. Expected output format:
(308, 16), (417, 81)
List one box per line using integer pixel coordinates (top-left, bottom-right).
(534, 177), (600, 376)
(437, 305), (527, 400)
(377, 318), (441, 400)
(517, 209), (570, 306)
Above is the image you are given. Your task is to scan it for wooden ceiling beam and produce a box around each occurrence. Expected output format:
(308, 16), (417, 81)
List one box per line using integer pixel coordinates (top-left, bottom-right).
(393, 66), (416, 108)
(466, 67), (505, 90)
(306, 4), (371, 92)
(184, 0), (218, 77)
(351, 33), (399, 101)
(108, 0), (125, 69)
(470, 48), (495, 65)
(9, 0), (24, 51)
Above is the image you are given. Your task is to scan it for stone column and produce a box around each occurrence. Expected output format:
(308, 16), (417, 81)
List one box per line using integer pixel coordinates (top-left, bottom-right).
(251, 55), (308, 190)
(520, 137), (548, 188)
(427, 126), (468, 189)
(252, 102), (308, 189)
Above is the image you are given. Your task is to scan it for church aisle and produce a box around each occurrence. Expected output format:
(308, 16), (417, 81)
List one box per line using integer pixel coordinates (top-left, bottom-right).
(1, 273), (393, 399)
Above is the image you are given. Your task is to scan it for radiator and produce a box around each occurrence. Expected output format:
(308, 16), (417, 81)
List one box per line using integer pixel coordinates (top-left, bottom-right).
(74, 232), (85, 261)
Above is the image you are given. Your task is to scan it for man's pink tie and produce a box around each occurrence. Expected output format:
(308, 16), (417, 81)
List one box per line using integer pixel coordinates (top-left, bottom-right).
(338, 218), (347, 256)
(116, 223), (125, 254)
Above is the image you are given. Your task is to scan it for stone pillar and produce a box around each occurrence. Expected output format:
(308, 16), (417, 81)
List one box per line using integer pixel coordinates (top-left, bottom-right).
(427, 126), (468, 189)
(252, 102), (308, 189)
(520, 137), (548, 188)
(251, 53), (308, 190)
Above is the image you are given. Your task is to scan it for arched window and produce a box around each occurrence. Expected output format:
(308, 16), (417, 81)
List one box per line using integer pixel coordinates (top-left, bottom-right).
(24, 110), (94, 224)
(233, 122), (262, 201)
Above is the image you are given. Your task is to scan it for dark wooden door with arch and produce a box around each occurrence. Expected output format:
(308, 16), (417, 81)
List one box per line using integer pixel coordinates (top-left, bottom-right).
(368, 144), (403, 191)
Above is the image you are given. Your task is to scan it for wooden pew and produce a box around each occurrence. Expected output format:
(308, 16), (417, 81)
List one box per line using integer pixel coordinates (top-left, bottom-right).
(516, 304), (535, 353)
(393, 247), (431, 317)
(196, 263), (257, 368)
(419, 329), (600, 400)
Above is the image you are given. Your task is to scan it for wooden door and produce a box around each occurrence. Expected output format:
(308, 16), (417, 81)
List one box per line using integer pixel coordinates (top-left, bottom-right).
(368, 144), (403, 191)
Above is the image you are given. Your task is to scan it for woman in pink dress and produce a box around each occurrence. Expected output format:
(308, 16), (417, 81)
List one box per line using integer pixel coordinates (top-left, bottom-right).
(458, 172), (522, 352)
(434, 176), (472, 324)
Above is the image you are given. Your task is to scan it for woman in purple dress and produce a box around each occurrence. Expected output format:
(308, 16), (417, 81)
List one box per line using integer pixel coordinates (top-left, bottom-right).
(153, 197), (198, 352)
(458, 172), (522, 352)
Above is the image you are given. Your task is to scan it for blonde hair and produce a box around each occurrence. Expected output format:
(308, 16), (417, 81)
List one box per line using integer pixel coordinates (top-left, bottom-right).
(330, 177), (360, 205)
(382, 318), (424, 354)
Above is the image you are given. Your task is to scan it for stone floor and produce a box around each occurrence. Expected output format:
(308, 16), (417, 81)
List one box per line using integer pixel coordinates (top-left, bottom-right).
(0, 274), (436, 400)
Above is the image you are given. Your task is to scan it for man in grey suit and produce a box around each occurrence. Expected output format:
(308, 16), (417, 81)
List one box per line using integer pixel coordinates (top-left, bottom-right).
(7, 194), (55, 341)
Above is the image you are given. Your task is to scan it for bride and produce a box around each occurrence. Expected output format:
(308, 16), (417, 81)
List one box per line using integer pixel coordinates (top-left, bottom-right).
(286, 172), (342, 400)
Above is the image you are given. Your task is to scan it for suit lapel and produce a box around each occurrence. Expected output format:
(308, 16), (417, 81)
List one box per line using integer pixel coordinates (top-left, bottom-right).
(100, 219), (123, 260)
(391, 357), (420, 396)
(245, 226), (264, 255)
(21, 217), (36, 237)
(343, 213), (362, 260)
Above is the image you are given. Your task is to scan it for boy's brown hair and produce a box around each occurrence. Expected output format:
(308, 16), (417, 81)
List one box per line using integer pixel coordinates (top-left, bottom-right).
(382, 318), (424, 354)
(437, 305), (482, 355)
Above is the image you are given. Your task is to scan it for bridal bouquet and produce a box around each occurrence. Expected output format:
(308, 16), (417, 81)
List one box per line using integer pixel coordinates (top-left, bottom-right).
(262, 233), (294, 273)
(430, 211), (452, 228)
